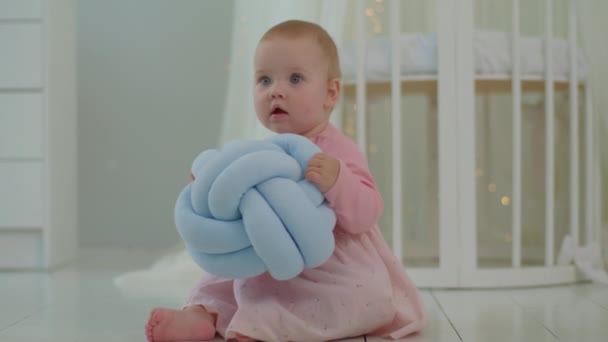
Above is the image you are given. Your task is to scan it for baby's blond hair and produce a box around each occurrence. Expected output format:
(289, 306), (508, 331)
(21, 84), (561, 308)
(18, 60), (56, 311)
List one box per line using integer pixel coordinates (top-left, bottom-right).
(260, 20), (341, 80)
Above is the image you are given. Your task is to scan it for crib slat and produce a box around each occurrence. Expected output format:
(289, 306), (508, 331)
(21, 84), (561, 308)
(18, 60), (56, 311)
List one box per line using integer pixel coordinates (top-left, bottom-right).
(585, 80), (593, 244)
(512, 0), (522, 268)
(458, 0), (477, 272)
(454, 0), (477, 273)
(568, 0), (579, 248)
(544, 0), (555, 266)
(390, 0), (402, 262)
(437, 0), (464, 277)
(595, 108), (602, 246)
(355, 0), (367, 156)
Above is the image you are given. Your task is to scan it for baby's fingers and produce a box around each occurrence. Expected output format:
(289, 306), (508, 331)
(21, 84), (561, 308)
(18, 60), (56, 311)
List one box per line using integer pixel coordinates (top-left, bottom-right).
(305, 169), (322, 183)
(306, 164), (323, 173)
(308, 153), (328, 167)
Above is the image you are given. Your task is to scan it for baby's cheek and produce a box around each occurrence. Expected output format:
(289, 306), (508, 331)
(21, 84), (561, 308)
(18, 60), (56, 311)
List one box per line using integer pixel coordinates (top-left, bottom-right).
(302, 101), (319, 118)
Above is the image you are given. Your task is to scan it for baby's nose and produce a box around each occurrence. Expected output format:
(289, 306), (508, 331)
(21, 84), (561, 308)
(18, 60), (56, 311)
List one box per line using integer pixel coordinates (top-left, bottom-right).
(270, 84), (285, 98)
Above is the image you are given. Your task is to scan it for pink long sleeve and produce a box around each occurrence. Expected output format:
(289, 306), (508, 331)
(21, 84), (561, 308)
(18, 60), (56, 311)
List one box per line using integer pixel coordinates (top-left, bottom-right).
(320, 134), (384, 235)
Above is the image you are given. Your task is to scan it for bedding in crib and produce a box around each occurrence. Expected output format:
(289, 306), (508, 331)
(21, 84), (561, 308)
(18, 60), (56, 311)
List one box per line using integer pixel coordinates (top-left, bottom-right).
(340, 30), (586, 83)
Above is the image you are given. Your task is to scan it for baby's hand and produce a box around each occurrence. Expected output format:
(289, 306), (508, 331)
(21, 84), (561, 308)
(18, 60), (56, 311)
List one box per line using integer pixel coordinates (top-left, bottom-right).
(305, 153), (340, 193)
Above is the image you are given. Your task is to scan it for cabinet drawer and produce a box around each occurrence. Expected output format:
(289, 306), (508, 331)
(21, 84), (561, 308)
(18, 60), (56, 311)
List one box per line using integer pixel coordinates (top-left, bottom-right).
(0, 24), (42, 88)
(0, 93), (43, 158)
(0, 162), (43, 227)
(0, 229), (44, 269)
(0, 0), (42, 19)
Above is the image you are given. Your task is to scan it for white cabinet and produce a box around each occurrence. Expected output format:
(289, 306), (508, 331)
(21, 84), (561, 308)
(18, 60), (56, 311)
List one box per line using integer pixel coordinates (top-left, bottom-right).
(0, 0), (42, 20)
(0, 94), (43, 158)
(0, 0), (77, 269)
(0, 24), (43, 88)
(0, 163), (44, 227)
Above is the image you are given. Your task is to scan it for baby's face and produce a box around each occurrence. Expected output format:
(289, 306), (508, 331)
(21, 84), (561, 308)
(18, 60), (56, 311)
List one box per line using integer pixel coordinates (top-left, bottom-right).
(253, 37), (336, 136)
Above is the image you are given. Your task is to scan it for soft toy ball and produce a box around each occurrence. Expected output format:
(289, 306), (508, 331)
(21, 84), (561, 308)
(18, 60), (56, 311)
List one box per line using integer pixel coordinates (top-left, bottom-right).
(174, 134), (337, 280)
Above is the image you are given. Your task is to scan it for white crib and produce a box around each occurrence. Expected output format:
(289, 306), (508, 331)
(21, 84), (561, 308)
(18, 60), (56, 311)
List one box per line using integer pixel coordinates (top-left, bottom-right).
(337, 0), (602, 287)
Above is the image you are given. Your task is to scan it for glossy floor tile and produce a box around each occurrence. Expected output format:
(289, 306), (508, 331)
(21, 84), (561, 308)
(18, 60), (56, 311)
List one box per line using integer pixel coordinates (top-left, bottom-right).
(1, 250), (607, 341)
(508, 285), (608, 342)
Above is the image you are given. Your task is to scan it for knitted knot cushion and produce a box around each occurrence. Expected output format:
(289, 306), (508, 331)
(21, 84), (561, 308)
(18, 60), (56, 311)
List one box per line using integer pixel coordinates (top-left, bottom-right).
(174, 134), (337, 280)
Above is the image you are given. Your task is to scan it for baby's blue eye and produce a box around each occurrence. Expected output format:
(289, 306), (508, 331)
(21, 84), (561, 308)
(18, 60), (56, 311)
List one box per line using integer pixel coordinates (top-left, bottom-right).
(290, 74), (302, 84)
(259, 76), (271, 85)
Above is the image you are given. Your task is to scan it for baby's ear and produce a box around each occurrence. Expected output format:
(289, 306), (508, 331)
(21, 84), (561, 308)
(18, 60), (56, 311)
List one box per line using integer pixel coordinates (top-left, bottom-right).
(325, 78), (341, 109)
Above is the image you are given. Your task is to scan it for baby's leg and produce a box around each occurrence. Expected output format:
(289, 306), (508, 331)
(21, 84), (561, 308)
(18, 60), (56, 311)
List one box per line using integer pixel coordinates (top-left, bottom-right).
(145, 305), (216, 342)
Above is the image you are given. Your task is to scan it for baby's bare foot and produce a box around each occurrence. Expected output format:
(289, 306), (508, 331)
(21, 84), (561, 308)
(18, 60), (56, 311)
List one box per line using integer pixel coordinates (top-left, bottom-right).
(145, 306), (216, 342)
(227, 334), (257, 342)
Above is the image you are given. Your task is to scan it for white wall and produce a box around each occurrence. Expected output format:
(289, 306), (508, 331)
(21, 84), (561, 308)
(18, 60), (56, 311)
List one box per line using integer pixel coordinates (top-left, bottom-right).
(77, 0), (234, 249)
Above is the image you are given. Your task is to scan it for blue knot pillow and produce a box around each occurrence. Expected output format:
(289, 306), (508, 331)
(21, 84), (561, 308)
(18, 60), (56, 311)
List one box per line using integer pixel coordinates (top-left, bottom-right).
(174, 133), (337, 280)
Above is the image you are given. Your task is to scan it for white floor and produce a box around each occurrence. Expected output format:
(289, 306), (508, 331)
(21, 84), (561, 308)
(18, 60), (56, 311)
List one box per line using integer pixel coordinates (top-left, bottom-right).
(1, 250), (608, 342)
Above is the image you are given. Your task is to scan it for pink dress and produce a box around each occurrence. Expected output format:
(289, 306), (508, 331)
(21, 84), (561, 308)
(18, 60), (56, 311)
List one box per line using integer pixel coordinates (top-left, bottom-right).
(185, 123), (426, 341)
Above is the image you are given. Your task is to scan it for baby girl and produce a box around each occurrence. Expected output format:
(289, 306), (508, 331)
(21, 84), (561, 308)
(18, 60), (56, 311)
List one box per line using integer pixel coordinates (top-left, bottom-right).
(146, 19), (426, 342)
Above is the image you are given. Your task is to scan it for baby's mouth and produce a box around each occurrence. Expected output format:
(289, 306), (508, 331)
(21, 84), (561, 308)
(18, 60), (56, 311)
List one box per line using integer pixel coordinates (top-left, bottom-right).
(270, 107), (288, 116)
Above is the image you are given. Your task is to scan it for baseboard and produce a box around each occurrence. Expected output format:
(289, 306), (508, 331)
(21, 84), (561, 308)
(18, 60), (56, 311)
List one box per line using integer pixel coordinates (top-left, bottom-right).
(0, 228), (45, 269)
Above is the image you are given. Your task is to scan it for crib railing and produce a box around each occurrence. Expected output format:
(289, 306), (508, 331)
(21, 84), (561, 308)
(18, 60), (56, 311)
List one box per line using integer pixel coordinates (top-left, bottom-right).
(351, 0), (601, 287)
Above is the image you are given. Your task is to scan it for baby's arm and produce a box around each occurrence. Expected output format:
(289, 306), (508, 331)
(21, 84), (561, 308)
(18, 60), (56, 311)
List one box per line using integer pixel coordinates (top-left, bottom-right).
(324, 155), (383, 234)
